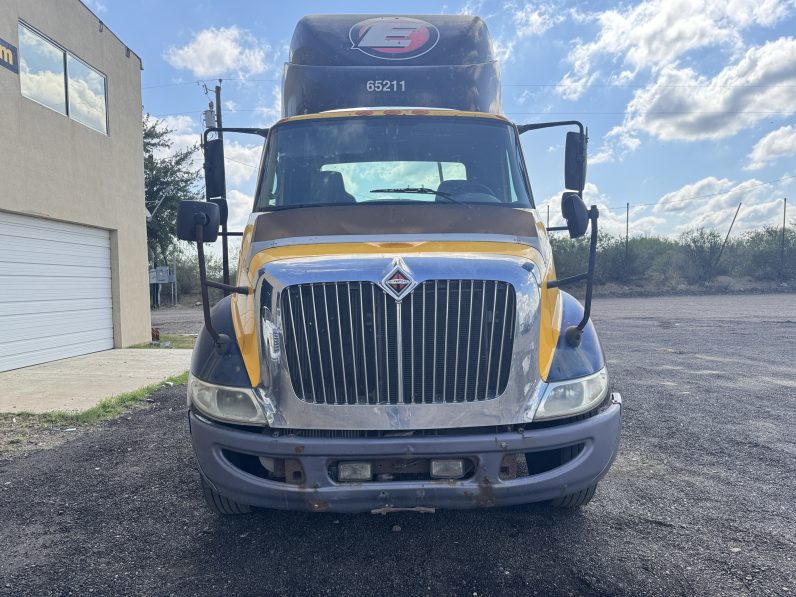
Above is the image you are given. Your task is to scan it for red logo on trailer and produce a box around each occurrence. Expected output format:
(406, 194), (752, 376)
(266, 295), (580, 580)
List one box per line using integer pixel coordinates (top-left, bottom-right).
(350, 17), (440, 60)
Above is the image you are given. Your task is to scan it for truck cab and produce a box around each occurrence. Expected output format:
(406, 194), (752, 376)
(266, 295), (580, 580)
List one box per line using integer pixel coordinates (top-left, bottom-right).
(178, 14), (621, 514)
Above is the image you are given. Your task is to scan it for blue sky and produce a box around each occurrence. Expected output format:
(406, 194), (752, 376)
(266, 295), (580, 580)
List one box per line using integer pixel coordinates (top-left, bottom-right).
(85, 0), (795, 236)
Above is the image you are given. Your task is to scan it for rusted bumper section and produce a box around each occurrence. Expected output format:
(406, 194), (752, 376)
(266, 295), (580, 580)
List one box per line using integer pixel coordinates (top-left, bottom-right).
(189, 394), (622, 513)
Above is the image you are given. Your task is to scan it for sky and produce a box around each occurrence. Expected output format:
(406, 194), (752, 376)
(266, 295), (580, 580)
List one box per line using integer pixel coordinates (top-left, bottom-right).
(84, 0), (796, 237)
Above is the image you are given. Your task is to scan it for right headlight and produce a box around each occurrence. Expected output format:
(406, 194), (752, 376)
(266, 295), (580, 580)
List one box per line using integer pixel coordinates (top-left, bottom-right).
(533, 369), (608, 420)
(187, 374), (273, 425)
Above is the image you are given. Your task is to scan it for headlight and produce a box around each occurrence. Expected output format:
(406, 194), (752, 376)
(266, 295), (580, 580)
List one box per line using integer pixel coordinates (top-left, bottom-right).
(533, 369), (608, 420)
(187, 374), (272, 425)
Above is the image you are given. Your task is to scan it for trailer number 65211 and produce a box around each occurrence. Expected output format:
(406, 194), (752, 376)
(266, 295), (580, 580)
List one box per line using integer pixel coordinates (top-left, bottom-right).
(366, 80), (406, 92)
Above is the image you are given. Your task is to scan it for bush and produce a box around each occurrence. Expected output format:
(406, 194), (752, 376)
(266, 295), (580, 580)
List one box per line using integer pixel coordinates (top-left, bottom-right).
(172, 246), (238, 303)
(679, 228), (725, 283)
(730, 226), (796, 281)
(547, 224), (794, 288)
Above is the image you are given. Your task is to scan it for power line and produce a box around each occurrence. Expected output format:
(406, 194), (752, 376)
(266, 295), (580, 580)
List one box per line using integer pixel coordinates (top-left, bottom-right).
(143, 78), (279, 90)
(224, 156), (258, 169)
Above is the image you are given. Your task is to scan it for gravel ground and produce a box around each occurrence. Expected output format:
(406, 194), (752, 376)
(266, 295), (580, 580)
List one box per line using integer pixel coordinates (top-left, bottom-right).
(151, 306), (204, 335)
(1, 294), (794, 596)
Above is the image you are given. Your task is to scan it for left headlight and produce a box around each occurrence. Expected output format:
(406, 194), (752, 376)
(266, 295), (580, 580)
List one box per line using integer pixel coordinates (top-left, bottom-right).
(533, 369), (609, 421)
(187, 374), (272, 425)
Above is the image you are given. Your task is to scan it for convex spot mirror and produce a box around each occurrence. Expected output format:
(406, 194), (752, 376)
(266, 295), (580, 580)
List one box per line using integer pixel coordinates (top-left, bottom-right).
(561, 192), (589, 238)
(176, 200), (220, 243)
(565, 131), (587, 192)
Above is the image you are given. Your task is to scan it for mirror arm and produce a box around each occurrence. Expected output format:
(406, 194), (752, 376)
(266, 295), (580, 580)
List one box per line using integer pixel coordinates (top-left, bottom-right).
(202, 126), (268, 145)
(518, 120), (585, 136)
(194, 221), (238, 354)
(546, 225), (569, 232)
(546, 272), (588, 288)
(563, 206), (599, 347)
(206, 280), (251, 295)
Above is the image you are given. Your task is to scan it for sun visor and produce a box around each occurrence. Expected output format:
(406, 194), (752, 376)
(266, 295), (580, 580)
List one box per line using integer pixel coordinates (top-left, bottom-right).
(283, 15), (501, 116)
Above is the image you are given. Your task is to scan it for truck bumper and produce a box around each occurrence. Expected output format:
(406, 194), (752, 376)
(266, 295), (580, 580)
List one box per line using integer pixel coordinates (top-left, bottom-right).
(189, 393), (622, 513)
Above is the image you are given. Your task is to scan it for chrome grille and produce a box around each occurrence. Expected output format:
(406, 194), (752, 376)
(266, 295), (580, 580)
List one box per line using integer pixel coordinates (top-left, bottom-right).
(280, 280), (515, 405)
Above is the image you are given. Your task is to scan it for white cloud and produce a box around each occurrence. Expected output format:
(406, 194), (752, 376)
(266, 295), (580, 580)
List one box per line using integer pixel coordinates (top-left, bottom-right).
(81, 0), (107, 14)
(559, 0), (795, 99)
(653, 175), (784, 233)
(746, 125), (796, 169)
(226, 190), (255, 230)
(458, 0), (486, 15)
(589, 127), (641, 165)
(164, 27), (271, 78)
(603, 37), (796, 151)
(223, 141), (262, 187)
(511, 3), (563, 37)
(162, 115), (197, 135)
(256, 85), (282, 125)
(492, 37), (516, 62)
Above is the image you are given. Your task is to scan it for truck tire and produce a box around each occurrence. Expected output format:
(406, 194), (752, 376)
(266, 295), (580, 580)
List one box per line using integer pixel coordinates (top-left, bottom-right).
(550, 483), (597, 509)
(200, 476), (252, 515)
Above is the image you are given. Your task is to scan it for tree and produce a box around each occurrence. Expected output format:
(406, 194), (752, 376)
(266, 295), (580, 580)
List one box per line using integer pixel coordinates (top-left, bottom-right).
(144, 115), (202, 263)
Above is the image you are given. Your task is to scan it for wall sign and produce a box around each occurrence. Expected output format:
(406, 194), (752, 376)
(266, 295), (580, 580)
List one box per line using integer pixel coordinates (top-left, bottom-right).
(0, 37), (18, 74)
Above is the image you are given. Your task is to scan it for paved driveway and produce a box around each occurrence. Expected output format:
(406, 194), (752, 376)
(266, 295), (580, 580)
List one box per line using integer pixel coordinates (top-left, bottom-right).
(0, 349), (191, 412)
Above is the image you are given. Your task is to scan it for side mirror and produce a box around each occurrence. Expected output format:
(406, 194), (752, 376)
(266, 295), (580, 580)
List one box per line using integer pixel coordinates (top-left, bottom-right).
(176, 200), (220, 243)
(561, 192), (589, 238)
(204, 138), (226, 200)
(209, 197), (228, 227)
(565, 131), (587, 192)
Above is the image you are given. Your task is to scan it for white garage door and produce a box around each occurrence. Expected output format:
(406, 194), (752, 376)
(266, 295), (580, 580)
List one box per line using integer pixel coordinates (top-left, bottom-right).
(0, 212), (114, 372)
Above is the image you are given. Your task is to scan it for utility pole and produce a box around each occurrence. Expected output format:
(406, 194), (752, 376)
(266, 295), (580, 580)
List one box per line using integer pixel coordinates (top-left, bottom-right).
(214, 81), (230, 288)
(546, 204), (550, 228)
(780, 197), (787, 283)
(625, 202), (629, 280)
(716, 202), (742, 270)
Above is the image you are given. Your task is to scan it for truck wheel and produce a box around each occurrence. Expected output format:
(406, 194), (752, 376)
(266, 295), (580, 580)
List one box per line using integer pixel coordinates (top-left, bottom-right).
(200, 476), (252, 515)
(550, 483), (597, 509)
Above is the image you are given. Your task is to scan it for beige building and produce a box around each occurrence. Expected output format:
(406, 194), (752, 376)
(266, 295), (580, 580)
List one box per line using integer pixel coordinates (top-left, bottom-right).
(0, 0), (150, 371)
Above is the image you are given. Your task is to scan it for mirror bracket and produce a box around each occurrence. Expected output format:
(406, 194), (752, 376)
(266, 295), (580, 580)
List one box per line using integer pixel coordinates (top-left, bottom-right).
(547, 205), (600, 347)
(193, 222), (249, 355)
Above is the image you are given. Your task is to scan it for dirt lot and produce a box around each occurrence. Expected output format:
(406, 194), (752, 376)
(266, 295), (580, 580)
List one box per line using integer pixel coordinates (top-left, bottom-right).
(2, 294), (794, 596)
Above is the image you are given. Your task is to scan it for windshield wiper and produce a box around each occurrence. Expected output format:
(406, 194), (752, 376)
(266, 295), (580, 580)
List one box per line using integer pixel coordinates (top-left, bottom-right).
(369, 187), (461, 204)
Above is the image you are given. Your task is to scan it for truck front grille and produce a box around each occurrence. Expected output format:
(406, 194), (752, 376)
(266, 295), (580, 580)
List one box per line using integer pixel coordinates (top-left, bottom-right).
(280, 280), (515, 405)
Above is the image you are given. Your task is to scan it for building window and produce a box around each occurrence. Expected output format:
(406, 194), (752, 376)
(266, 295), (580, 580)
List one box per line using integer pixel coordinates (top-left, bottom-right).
(18, 22), (108, 135)
(67, 55), (107, 134)
(18, 23), (66, 115)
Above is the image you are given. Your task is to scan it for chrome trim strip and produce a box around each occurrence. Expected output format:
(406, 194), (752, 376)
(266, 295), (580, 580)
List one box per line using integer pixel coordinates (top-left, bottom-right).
(371, 284), (380, 404)
(334, 283), (349, 405)
(322, 284), (338, 404)
(310, 286), (328, 404)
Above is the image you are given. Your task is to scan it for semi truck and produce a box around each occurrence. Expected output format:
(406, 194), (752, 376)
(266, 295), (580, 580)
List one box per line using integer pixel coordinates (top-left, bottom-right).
(177, 14), (622, 514)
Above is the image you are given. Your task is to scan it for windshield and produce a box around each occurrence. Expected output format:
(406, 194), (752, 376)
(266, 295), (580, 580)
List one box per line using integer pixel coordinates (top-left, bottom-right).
(254, 116), (533, 210)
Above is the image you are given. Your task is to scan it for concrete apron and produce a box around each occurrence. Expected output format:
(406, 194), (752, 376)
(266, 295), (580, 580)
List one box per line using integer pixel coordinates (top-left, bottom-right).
(0, 349), (192, 413)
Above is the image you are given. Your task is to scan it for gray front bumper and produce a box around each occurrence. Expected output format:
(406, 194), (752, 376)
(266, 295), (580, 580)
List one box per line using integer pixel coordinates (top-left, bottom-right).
(190, 394), (622, 513)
